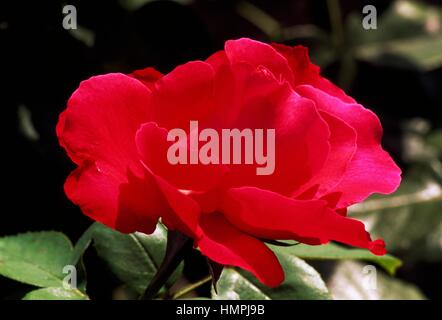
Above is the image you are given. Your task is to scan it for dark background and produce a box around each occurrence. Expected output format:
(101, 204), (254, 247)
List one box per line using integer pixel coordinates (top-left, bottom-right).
(1, 0), (441, 299)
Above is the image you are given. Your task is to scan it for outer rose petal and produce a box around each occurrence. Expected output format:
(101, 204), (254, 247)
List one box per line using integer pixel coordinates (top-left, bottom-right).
(225, 38), (294, 84)
(271, 43), (355, 103)
(151, 61), (215, 130)
(57, 73), (160, 233)
(130, 67), (163, 89)
(205, 50), (229, 71)
(196, 212), (284, 287)
(297, 85), (402, 207)
(56, 73), (151, 168)
(222, 187), (385, 255)
(65, 161), (161, 234)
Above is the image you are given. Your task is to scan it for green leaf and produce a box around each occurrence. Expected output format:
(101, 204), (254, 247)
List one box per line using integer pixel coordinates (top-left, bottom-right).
(69, 226), (96, 293)
(0, 231), (89, 300)
(327, 261), (426, 300)
(212, 252), (331, 300)
(0, 231), (74, 288)
(277, 243), (402, 275)
(70, 225), (95, 267)
(22, 287), (89, 300)
(90, 223), (182, 295)
(212, 268), (270, 300)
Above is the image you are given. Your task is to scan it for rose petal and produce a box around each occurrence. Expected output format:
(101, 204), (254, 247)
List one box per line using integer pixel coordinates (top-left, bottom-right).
(225, 38), (294, 84)
(222, 187), (385, 255)
(56, 73), (152, 169)
(197, 212), (284, 287)
(153, 174), (201, 238)
(151, 61), (215, 130)
(295, 111), (357, 198)
(297, 85), (401, 207)
(57, 73), (161, 233)
(205, 50), (229, 71)
(130, 67), (163, 89)
(136, 122), (225, 191)
(223, 87), (330, 196)
(272, 43), (355, 103)
(65, 161), (161, 234)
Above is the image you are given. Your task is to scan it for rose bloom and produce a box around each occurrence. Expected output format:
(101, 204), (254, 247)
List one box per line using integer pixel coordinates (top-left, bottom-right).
(57, 38), (401, 287)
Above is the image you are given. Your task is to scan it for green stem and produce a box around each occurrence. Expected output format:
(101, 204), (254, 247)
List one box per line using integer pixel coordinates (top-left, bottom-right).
(326, 0), (356, 90)
(236, 1), (283, 40)
(140, 231), (193, 300)
(172, 276), (212, 300)
(326, 0), (344, 49)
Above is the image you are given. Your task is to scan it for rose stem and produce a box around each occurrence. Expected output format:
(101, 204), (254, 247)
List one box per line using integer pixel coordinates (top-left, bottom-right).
(140, 230), (193, 300)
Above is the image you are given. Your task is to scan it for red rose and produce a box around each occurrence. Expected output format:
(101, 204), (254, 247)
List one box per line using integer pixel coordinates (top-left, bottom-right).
(57, 38), (401, 287)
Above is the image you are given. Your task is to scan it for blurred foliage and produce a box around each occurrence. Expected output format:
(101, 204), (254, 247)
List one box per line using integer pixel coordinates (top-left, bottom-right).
(347, 0), (442, 71)
(327, 261), (426, 299)
(350, 118), (442, 263)
(238, 0), (442, 87)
